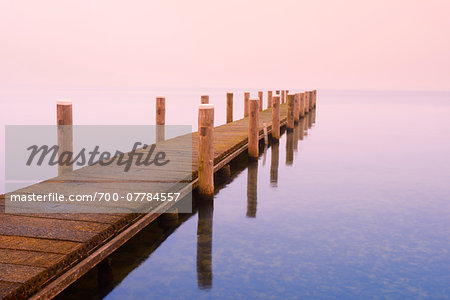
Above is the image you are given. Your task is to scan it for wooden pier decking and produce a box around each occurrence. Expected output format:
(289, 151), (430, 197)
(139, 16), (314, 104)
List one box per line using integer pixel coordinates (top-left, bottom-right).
(0, 102), (306, 299)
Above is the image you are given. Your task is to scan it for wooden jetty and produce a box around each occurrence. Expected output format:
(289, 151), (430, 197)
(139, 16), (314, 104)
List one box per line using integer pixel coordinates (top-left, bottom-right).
(0, 90), (316, 299)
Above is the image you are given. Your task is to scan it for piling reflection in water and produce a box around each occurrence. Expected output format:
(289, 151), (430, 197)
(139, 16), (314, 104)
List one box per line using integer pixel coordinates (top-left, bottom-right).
(308, 109), (314, 128)
(293, 123), (299, 152)
(197, 201), (214, 289)
(298, 116), (305, 141)
(54, 106), (318, 299)
(285, 130), (294, 165)
(246, 161), (258, 218)
(311, 108), (316, 125)
(270, 142), (279, 187)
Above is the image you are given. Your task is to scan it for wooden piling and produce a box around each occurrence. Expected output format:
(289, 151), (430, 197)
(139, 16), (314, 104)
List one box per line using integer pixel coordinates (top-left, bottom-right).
(300, 93), (305, 117)
(286, 94), (295, 131)
(272, 95), (280, 140)
(313, 90), (317, 108)
(281, 90), (285, 104)
(198, 104), (215, 199)
(308, 91), (312, 111)
(258, 91), (263, 111)
(226, 92), (233, 123)
(267, 91), (273, 109)
(57, 100), (73, 126)
(244, 92), (250, 117)
(201, 95), (209, 104)
(263, 121), (269, 146)
(294, 93), (300, 123)
(304, 91), (309, 113)
(156, 97), (165, 142)
(276, 90), (280, 95)
(248, 99), (259, 159)
(57, 100), (73, 175)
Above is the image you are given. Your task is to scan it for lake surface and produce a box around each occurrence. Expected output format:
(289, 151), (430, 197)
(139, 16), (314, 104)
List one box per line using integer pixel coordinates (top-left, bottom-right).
(2, 90), (450, 299)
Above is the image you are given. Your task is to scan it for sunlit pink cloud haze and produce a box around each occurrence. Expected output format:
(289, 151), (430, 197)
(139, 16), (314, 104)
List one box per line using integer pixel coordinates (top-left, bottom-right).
(1, 0), (449, 90)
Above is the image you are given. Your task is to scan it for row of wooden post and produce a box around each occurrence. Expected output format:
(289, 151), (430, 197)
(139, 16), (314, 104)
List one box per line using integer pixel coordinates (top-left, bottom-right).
(56, 89), (317, 201)
(196, 89), (316, 200)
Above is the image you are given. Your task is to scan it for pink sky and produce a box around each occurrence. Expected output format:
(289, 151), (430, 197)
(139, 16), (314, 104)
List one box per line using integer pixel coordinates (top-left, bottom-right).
(0, 0), (449, 91)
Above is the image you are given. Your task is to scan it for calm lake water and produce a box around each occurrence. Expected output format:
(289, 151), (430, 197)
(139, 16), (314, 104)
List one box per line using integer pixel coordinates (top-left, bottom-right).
(2, 90), (450, 299)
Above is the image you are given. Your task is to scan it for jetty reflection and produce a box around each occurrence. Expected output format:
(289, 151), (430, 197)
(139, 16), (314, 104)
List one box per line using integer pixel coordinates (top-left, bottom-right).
(55, 109), (317, 299)
(197, 201), (214, 289)
(270, 141), (279, 187)
(286, 131), (294, 165)
(246, 161), (258, 218)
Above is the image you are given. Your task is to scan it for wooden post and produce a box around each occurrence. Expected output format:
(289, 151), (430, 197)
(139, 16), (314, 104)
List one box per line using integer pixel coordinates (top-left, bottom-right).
(201, 95), (209, 104)
(244, 92), (250, 117)
(156, 97), (165, 142)
(258, 91), (263, 111)
(304, 91), (309, 113)
(267, 91), (273, 109)
(276, 90), (280, 95)
(286, 94), (295, 131)
(281, 90), (285, 104)
(307, 91), (312, 111)
(57, 100), (73, 175)
(226, 92), (233, 123)
(263, 121), (269, 146)
(57, 100), (73, 126)
(294, 93), (300, 123)
(248, 99), (259, 159)
(299, 93), (305, 118)
(198, 104), (215, 199)
(312, 90), (317, 108)
(271, 95), (280, 141)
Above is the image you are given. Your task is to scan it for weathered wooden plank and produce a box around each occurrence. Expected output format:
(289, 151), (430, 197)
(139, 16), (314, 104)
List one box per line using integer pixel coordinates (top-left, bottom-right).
(0, 263), (45, 283)
(0, 236), (81, 254)
(0, 249), (64, 268)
